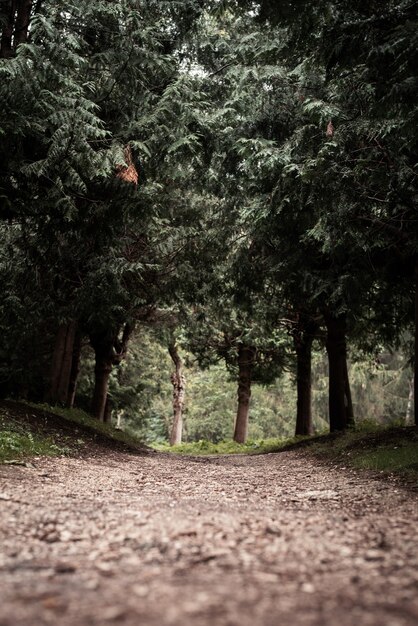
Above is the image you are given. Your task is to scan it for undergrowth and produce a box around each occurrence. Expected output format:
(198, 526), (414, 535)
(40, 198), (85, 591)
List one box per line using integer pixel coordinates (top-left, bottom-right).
(153, 437), (303, 455)
(307, 424), (418, 478)
(153, 423), (418, 479)
(26, 403), (146, 449)
(0, 409), (69, 463)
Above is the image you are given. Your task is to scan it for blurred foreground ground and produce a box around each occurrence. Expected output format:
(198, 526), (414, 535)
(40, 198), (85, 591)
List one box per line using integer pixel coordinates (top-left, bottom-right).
(0, 444), (417, 626)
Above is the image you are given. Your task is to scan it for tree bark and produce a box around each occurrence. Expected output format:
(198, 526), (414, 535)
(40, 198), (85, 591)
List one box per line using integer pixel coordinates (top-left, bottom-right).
(233, 344), (254, 444)
(324, 313), (348, 432)
(0, 0), (16, 58)
(406, 375), (414, 425)
(415, 258), (418, 426)
(13, 0), (32, 50)
(66, 329), (82, 408)
(45, 321), (76, 405)
(91, 349), (113, 422)
(344, 358), (355, 429)
(168, 342), (185, 446)
(294, 331), (314, 436)
(90, 323), (133, 421)
(103, 395), (112, 424)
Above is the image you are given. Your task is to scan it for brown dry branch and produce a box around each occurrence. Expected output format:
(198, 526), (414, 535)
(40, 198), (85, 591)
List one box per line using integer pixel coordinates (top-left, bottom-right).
(116, 146), (138, 185)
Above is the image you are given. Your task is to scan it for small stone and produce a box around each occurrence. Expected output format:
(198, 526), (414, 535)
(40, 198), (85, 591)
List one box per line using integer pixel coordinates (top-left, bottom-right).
(102, 607), (126, 621)
(132, 584), (149, 598)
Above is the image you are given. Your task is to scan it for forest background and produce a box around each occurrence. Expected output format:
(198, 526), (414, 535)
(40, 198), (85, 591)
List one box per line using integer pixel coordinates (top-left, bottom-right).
(0, 0), (417, 447)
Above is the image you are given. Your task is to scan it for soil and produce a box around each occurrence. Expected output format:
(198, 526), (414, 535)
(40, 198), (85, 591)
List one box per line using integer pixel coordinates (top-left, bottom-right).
(1, 434), (418, 626)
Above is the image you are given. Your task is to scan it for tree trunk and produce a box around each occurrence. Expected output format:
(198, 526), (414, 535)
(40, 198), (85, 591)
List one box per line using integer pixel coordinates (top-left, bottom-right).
(415, 259), (418, 426)
(89, 324), (133, 422)
(56, 322), (76, 403)
(168, 342), (185, 446)
(13, 0), (32, 50)
(295, 333), (314, 436)
(103, 395), (112, 424)
(66, 329), (82, 408)
(325, 313), (347, 432)
(45, 321), (76, 405)
(406, 375), (414, 425)
(344, 358), (355, 429)
(233, 344), (254, 444)
(0, 1), (16, 58)
(91, 351), (112, 422)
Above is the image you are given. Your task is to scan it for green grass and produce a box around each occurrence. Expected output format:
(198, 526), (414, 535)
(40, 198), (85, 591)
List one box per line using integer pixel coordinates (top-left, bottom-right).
(152, 437), (303, 455)
(0, 412), (70, 463)
(153, 424), (418, 480)
(350, 444), (418, 474)
(0, 401), (147, 464)
(307, 425), (418, 478)
(25, 402), (146, 449)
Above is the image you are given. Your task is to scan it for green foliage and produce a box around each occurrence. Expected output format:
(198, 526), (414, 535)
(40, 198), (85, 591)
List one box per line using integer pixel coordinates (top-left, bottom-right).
(153, 437), (297, 456)
(0, 0), (417, 437)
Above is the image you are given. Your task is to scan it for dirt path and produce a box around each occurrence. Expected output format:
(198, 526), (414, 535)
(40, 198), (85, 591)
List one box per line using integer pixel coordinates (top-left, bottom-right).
(0, 448), (417, 626)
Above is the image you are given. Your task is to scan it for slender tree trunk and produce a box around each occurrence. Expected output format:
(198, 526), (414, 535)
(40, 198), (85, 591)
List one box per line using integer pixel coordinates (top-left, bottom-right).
(45, 321), (76, 405)
(414, 259), (418, 426)
(91, 351), (112, 421)
(325, 313), (348, 432)
(234, 345), (254, 444)
(0, 0), (16, 58)
(406, 375), (414, 425)
(168, 342), (185, 446)
(66, 329), (82, 408)
(295, 334), (314, 436)
(46, 324), (67, 403)
(103, 395), (112, 424)
(344, 358), (355, 429)
(13, 0), (32, 50)
(89, 324), (133, 422)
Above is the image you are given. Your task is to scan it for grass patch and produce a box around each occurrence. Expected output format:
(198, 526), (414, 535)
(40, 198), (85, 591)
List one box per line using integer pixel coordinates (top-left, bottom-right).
(351, 444), (418, 474)
(25, 402), (146, 450)
(307, 425), (418, 478)
(153, 424), (418, 480)
(152, 437), (302, 455)
(0, 411), (69, 463)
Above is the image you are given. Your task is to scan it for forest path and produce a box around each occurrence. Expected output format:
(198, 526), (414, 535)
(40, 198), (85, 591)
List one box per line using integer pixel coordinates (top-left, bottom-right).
(0, 448), (417, 626)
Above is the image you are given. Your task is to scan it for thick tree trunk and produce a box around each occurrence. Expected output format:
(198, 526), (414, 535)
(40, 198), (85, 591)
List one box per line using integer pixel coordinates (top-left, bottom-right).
(91, 351), (112, 422)
(233, 345), (254, 444)
(13, 0), (32, 50)
(295, 333), (314, 436)
(0, 1), (16, 58)
(415, 259), (418, 426)
(45, 321), (76, 405)
(66, 329), (82, 408)
(325, 313), (348, 432)
(168, 342), (185, 446)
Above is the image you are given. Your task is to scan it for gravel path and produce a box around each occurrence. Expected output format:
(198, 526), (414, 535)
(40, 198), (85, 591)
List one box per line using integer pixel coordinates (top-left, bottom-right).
(0, 448), (417, 626)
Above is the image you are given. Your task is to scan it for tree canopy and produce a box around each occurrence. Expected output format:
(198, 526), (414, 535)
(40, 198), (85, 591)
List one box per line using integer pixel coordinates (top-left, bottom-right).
(0, 0), (416, 442)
